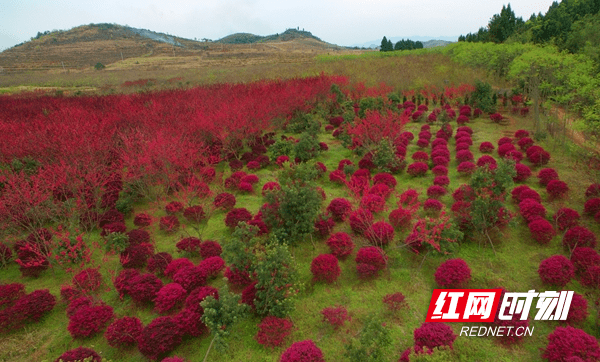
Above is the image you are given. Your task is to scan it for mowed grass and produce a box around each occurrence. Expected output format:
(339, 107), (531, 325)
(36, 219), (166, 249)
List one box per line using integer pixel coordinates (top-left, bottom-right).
(1, 105), (598, 362)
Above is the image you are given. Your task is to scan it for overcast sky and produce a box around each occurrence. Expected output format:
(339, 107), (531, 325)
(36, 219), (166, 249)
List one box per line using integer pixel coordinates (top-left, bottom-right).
(1, 0), (556, 51)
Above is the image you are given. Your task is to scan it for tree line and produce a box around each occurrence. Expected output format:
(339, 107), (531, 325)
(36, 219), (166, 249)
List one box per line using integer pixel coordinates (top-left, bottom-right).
(379, 36), (424, 52)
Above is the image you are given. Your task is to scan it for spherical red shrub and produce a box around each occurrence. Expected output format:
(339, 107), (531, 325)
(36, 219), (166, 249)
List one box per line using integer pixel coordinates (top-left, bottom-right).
(529, 149), (551, 166)
(407, 162), (428, 177)
(129, 273), (164, 304)
(479, 142), (495, 153)
(423, 199), (443, 214)
(454, 131), (470, 140)
(72, 268), (103, 293)
(321, 306), (350, 329)
(200, 240), (222, 259)
(389, 208), (412, 230)
(511, 185), (532, 203)
(412, 151), (429, 162)
(455, 142), (470, 152)
(173, 308), (207, 337)
(347, 209), (373, 235)
(580, 265), (600, 288)
(547, 180), (569, 199)
(418, 130), (432, 140)
(0, 283), (25, 310)
(198, 256), (225, 279)
(515, 130), (529, 139)
(126, 229), (151, 246)
(238, 181), (254, 193)
(542, 326), (600, 362)
(413, 322), (456, 351)
(427, 185), (447, 199)
(432, 138), (447, 148)
(567, 293), (588, 326)
(456, 136), (473, 146)
(176, 237), (201, 255)
(431, 148), (450, 159)
(54, 347), (102, 362)
(326, 232), (355, 259)
(538, 255), (574, 287)
(455, 150), (474, 163)
(433, 175), (450, 187)
(452, 184), (475, 202)
(100, 221), (127, 237)
(262, 182), (281, 196)
(182, 205), (205, 224)
(513, 163), (532, 182)
(185, 285), (219, 314)
(383, 292), (407, 312)
(68, 304), (114, 338)
(313, 214), (335, 238)
(563, 226), (597, 249)
(280, 340), (324, 362)
(138, 316), (183, 360)
(66, 296), (92, 318)
(12, 289), (56, 325)
(113, 268), (139, 298)
(214, 192), (236, 210)
(105, 316), (143, 348)
(570, 247), (600, 276)
(164, 258), (194, 279)
(134, 213), (152, 227)
(241, 281), (257, 310)
(355, 246), (387, 279)
(327, 198), (352, 222)
(165, 201), (184, 215)
(159, 215), (180, 233)
(373, 172), (397, 189)
(528, 218), (555, 245)
(431, 165), (448, 176)
(432, 156), (449, 167)
(173, 266), (207, 292)
(329, 169), (347, 184)
(498, 143), (516, 158)
(154, 283), (187, 314)
(120, 243), (154, 269)
(416, 138), (429, 148)
(435, 259), (471, 288)
(229, 159), (244, 171)
(400, 189), (419, 206)
(584, 198), (600, 216)
(517, 137), (534, 151)
(337, 159), (354, 170)
(360, 194), (385, 214)
(585, 184), (600, 199)
(368, 184), (392, 200)
(225, 208), (253, 228)
(457, 115), (469, 124)
(256, 316), (294, 349)
(519, 199), (546, 223)
(247, 160), (261, 170)
(490, 113), (503, 123)
(538, 168), (559, 186)
(498, 137), (513, 146)
(366, 221), (395, 246)
(477, 155), (497, 169)
(519, 188), (542, 203)
(457, 161), (476, 175)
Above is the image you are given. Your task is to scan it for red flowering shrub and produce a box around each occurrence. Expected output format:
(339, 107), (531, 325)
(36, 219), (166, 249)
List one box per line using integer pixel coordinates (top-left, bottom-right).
(241, 281), (257, 310)
(455, 132), (471, 142)
(400, 189), (419, 206)
(369, 184), (392, 200)
(360, 194), (385, 214)
(389, 208), (412, 230)
(547, 180), (569, 199)
(68, 304), (114, 338)
(238, 181), (253, 193)
(476, 155), (497, 169)
(490, 113), (503, 123)
(321, 306), (350, 329)
(329, 170), (347, 184)
(154, 283), (187, 314)
(505, 149), (523, 162)
(326, 232), (355, 259)
(498, 137), (513, 146)
(528, 218), (555, 245)
(101, 222), (127, 237)
(0, 283), (25, 310)
(247, 160), (261, 170)
(538, 168), (559, 186)
(432, 138), (447, 148)
(225, 208), (253, 228)
(98, 210), (124, 228)
(165, 201), (184, 215)
(498, 143), (516, 158)
(256, 316), (294, 349)
(570, 247), (600, 276)
(262, 182), (281, 196)
(174, 308), (207, 337)
(105, 316), (143, 348)
(346, 209), (372, 235)
(455, 150), (473, 163)
(455, 142), (470, 152)
(538, 255), (574, 287)
(184, 285), (218, 314)
(585, 184), (600, 199)
(280, 340), (324, 362)
(515, 130), (529, 139)
(567, 293), (588, 325)
(456, 161), (476, 175)
(580, 265), (600, 287)
(452, 184), (475, 202)
(113, 269), (139, 297)
(11, 289), (56, 327)
(224, 266), (253, 288)
(66, 296), (92, 318)
(542, 326), (600, 362)
(519, 199), (546, 223)
(431, 148), (450, 159)
(355, 246), (387, 279)
(418, 130), (431, 140)
(584, 198), (600, 216)
(126, 229), (150, 246)
(433, 176), (450, 188)
(327, 198), (352, 222)
(176, 237), (201, 255)
(120, 243), (154, 269)
(423, 199), (443, 214)
(563, 226), (597, 250)
(129, 273), (163, 304)
(173, 266), (207, 292)
(366, 221), (395, 246)
(72, 268), (103, 293)
(514, 163), (532, 182)
(519, 188), (542, 203)
(372, 173), (396, 189)
(427, 185), (447, 199)
(329, 116), (344, 127)
(199, 240), (222, 259)
(229, 159), (243, 171)
(54, 347), (102, 362)
(432, 156), (449, 168)
(435, 259), (471, 288)
(552, 208), (581, 231)
(457, 115), (469, 124)
(311, 214), (333, 238)
(528, 149), (551, 166)
(517, 137), (534, 151)
(198, 256), (225, 278)
(412, 151), (429, 162)
(182, 206), (205, 224)
(134, 213), (152, 227)
(214, 192), (236, 210)
(138, 316), (183, 360)
(383, 292), (407, 312)
(407, 162), (428, 177)
(164, 258), (194, 279)
(479, 142), (495, 153)
(413, 322), (456, 351)
(310, 254), (340, 284)
(159, 215), (180, 233)
(431, 165), (448, 176)
(417, 138), (430, 148)
(456, 136), (472, 146)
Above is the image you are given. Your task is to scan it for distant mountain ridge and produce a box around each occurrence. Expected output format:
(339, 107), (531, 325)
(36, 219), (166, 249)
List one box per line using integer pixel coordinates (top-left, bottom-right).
(216, 28), (323, 44)
(353, 35), (458, 49)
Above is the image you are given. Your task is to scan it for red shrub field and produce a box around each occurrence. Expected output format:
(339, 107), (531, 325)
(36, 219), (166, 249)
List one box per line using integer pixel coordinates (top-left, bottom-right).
(0, 73), (598, 362)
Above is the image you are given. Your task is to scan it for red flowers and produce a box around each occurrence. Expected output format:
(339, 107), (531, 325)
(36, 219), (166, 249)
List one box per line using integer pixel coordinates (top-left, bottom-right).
(434, 259), (471, 288)
(538, 255), (574, 287)
(255, 316), (293, 349)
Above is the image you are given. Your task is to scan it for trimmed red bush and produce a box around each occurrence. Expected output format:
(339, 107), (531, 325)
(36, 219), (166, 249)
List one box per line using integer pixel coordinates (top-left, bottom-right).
(517, 137), (534, 151)
(280, 340), (324, 362)
(566, 293), (588, 326)
(176, 237), (201, 255)
(457, 115), (469, 124)
(173, 266), (207, 292)
(456, 150), (474, 163)
(454, 131), (470, 141)
(129, 273), (163, 304)
(519, 188), (542, 203)
(455, 142), (470, 152)
(313, 214), (335, 238)
(412, 151), (429, 162)
(563, 226), (597, 250)
(0, 283), (25, 310)
(432, 165), (448, 176)
(432, 138), (447, 148)
(173, 308), (207, 337)
(389, 208), (412, 230)
(154, 283), (187, 314)
(66, 296), (92, 318)
(321, 306), (350, 329)
(120, 243), (154, 269)
(12, 289), (56, 325)
(570, 247), (600, 276)
(498, 137), (513, 146)
(247, 160), (261, 170)
(529, 149), (551, 166)
(127, 229), (151, 245)
(515, 130), (529, 139)
(547, 180), (569, 199)
(538, 168), (559, 186)
(413, 322), (456, 351)
(435, 259), (471, 288)
(368, 183), (392, 200)
(238, 181), (254, 193)
(182, 206), (205, 223)
(498, 143), (516, 158)
(101, 221), (126, 237)
(159, 215), (180, 233)
(528, 218), (555, 245)
(256, 316), (294, 349)
(54, 347), (102, 362)
(383, 292), (407, 312)
(338, 159), (354, 170)
(400, 189), (419, 206)
(360, 194), (385, 214)
(538, 255), (574, 287)
(348, 209), (374, 235)
(542, 326), (600, 362)
(456, 161), (475, 175)
(138, 316), (183, 360)
(355, 246), (387, 279)
(105, 316), (143, 348)
(164, 258), (194, 279)
(479, 142), (494, 153)
(584, 198), (600, 216)
(433, 176), (450, 187)
(241, 282), (257, 310)
(165, 201), (184, 215)
(134, 213), (152, 227)
(198, 256), (225, 278)
(416, 138), (429, 148)
(224, 266), (253, 288)
(407, 162), (428, 177)
(366, 221), (395, 246)
(418, 130), (431, 140)
(432, 156), (449, 167)
(214, 192), (236, 210)
(431, 148), (450, 159)
(72, 268), (103, 293)
(452, 184), (475, 202)
(514, 163), (532, 182)
(519, 199), (546, 223)
(262, 182), (281, 196)
(423, 198), (443, 214)
(68, 304), (114, 338)
(113, 269), (139, 298)
(373, 172), (397, 189)
(585, 184), (600, 199)
(326, 232), (355, 259)
(185, 286), (219, 314)
(327, 198), (352, 222)
(476, 155), (497, 169)
(225, 208), (253, 228)
(145, 252), (172, 275)
(427, 185), (447, 199)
